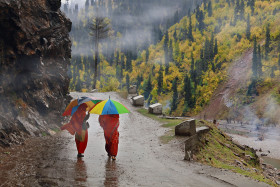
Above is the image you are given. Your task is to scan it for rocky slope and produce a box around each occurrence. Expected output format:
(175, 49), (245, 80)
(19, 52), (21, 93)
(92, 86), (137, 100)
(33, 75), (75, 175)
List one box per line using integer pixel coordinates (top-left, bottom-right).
(0, 0), (71, 146)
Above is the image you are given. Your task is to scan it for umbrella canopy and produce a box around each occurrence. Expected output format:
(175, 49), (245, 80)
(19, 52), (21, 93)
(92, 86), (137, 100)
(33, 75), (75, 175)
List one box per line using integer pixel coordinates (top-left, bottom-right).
(63, 96), (102, 116)
(89, 99), (130, 115)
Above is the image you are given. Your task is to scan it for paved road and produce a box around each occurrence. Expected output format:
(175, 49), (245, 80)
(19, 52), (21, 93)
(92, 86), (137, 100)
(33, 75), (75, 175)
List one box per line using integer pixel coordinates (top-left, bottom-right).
(0, 92), (271, 186)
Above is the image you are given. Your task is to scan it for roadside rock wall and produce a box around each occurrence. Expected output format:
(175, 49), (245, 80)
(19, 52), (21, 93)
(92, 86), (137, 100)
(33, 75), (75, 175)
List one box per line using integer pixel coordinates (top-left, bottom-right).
(0, 0), (71, 146)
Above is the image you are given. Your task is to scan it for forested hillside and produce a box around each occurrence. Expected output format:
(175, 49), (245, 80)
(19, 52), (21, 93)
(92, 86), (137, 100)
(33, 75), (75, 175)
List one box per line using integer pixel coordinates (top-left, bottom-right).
(64, 0), (280, 119)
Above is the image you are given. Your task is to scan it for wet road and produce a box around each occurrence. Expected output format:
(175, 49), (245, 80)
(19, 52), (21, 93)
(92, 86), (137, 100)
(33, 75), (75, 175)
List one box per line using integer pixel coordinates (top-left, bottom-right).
(0, 92), (271, 187)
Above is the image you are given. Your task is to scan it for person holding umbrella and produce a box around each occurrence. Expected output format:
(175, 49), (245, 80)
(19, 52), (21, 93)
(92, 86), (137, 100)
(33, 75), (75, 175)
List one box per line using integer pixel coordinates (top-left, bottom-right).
(61, 103), (90, 157)
(99, 114), (119, 160)
(61, 97), (102, 157)
(90, 97), (130, 160)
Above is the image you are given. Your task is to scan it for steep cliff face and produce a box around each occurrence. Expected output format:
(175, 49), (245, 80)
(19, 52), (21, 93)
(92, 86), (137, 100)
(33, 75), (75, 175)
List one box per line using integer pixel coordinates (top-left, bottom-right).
(0, 0), (71, 146)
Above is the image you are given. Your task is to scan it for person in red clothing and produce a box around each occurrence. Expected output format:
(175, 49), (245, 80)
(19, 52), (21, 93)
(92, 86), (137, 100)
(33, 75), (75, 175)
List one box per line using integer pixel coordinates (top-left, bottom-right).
(61, 103), (90, 157)
(99, 114), (120, 160)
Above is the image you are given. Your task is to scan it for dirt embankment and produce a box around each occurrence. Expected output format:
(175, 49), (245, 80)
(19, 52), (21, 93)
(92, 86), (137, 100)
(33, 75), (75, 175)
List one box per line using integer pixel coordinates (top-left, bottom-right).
(198, 49), (253, 120)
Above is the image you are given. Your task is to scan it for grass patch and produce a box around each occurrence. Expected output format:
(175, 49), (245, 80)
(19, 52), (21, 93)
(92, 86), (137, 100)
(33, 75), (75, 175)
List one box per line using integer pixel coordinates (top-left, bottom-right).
(195, 121), (276, 186)
(41, 132), (48, 137)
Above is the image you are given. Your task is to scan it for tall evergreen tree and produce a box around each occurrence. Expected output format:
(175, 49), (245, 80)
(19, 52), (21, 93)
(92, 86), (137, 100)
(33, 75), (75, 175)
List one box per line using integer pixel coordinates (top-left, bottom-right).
(248, 0), (255, 14)
(171, 77), (178, 112)
(246, 13), (251, 40)
(163, 31), (169, 74)
(257, 44), (262, 77)
(234, 0), (240, 24)
(157, 66), (163, 94)
(208, 1), (213, 17)
(239, 0), (245, 20)
(126, 58), (132, 72)
(89, 14), (112, 89)
(252, 37), (258, 79)
(214, 39), (218, 56)
(197, 8), (205, 32)
(190, 52), (196, 82)
(146, 49), (149, 63)
(209, 33), (215, 60)
(143, 75), (152, 100)
(168, 39), (173, 63)
(126, 74), (130, 92)
(188, 16), (194, 42)
(184, 74), (192, 108)
(265, 25), (271, 58)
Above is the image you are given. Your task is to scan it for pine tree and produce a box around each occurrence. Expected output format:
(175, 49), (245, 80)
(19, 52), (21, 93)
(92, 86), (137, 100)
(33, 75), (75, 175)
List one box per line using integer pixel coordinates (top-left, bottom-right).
(126, 58), (132, 72)
(257, 44), (263, 77)
(188, 16), (194, 42)
(248, 0), (255, 14)
(197, 9), (205, 32)
(146, 49), (149, 63)
(278, 54), (280, 69)
(168, 39), (173, 63)
(171, 77), (178, 112)
(89, 14), (112, 89)
(208, 1), (213, 17)
(265, 25), (271, 58)
(190, 52), (196, 82)
(214, 39), (218, 56)
(143, 75), (152, 100)
(173, 29), (177, 41)
(126, 74), (130, 92)
(184, 74), (192, 108)
(252, 37), (258, 79)
(174, 10), (179, 24)
(246, 13), (251, 40)
(239, 0), (245, 20)
(209, 33), (214, 60)
(174, 41), (180, 65)
(163, 31), (169, 74)
(157, 66), (163, 95)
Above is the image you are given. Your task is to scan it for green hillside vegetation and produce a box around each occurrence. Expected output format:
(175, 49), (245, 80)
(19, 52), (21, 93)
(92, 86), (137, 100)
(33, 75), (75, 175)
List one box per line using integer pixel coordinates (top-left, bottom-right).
(69, 0), (280, 118)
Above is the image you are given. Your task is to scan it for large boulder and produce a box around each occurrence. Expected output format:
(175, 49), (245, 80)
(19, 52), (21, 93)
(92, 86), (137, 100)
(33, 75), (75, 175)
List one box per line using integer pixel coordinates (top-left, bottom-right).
(128, 85), (137, 94)
(132, 95), (144, 106)
(148, 103), (162, 115)
(175, 119), (196, 136)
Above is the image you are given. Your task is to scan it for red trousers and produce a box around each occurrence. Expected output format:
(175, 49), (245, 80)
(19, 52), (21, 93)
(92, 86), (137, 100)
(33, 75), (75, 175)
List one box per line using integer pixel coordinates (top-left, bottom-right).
(105, 130), (119, 157)
(75, 130), (88, 154)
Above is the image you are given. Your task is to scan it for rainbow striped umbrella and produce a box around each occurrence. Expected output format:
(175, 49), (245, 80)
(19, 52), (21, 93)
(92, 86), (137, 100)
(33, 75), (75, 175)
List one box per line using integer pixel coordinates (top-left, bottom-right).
(89, 99), (130, 115)
(63, 97), (102, 116)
